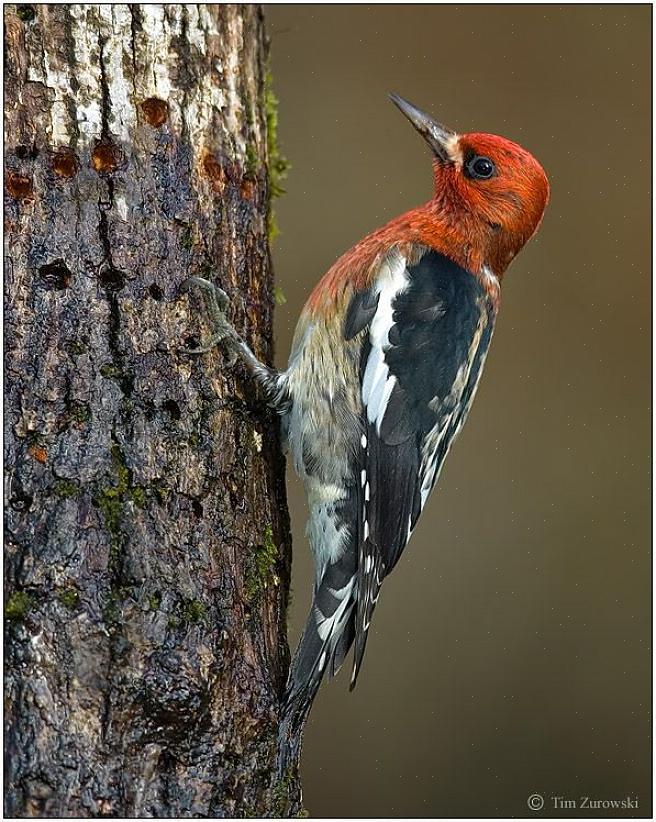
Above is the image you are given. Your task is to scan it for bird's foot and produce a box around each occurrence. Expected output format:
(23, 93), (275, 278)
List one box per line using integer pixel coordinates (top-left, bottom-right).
(179, 276), (237, 360)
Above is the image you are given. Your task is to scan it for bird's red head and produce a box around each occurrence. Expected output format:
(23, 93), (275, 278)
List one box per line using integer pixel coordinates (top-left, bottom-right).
(391, 95), (550, 277)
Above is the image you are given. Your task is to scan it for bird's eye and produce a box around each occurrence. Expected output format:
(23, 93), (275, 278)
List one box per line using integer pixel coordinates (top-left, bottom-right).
(465, 155), (496, 180)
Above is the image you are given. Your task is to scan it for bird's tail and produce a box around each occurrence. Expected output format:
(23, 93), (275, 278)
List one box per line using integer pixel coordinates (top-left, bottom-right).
(277, 570), (356, 779)
(276, 628), (323, 779)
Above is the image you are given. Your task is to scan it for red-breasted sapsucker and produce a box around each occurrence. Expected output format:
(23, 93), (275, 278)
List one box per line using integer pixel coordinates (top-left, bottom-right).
(185, 94), (549, 772)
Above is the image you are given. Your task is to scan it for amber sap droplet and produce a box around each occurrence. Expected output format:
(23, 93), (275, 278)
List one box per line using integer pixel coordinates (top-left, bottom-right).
(240, 179), (256, 201)
(52, 147), (79, 178)
(203, 152), (227, 193)
(141, 97), (169, 128)
(28, 443), (47, 464)
(6, 172), (33, 200)
(91, 140), (122, 175)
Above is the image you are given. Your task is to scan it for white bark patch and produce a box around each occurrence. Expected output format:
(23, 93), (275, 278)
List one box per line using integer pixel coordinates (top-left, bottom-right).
(100, 5), (135, 143)
(222, 11), (245, 155)
(184, 7), (220, 160)
(161, 6), (183, 134)
(186, 4), (208, 56)
(42, 48), (74, 146)
(114, 194), (129, 221)
(69, 5), (103, 143)
(140, 5), (173, 102)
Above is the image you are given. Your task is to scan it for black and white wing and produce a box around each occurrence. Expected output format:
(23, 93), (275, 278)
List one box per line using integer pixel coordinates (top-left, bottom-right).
(345, 246), (497, 686)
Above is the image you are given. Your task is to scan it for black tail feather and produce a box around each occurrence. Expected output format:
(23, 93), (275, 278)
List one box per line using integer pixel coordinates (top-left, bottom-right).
(276, 623), (328, 780)
(277, 576), (357, 778)
(330, 614), (355, 680)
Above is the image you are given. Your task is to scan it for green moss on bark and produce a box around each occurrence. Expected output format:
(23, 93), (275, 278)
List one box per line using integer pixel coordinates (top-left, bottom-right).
(264, 67), (290, 242)
(5, 591), (31, 620)
(58, 588), (79, 608)
(244, 524), (279, 603)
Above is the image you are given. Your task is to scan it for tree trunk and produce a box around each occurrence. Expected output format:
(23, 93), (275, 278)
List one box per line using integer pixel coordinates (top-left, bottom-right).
(4, 3), (300, 816)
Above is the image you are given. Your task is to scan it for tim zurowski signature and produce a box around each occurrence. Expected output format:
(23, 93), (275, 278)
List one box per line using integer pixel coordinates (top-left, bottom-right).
(552, 795), (639, 810)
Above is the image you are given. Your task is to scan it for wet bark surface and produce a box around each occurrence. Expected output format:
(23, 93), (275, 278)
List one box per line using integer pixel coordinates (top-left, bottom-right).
(4, 4), (300, 816)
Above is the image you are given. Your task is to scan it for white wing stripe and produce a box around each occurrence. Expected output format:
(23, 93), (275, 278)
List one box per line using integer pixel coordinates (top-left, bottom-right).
(362, 251), (408, 433)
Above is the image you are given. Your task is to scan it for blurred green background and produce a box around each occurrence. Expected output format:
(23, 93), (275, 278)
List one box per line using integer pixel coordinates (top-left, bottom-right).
(265, 5), (651, 817)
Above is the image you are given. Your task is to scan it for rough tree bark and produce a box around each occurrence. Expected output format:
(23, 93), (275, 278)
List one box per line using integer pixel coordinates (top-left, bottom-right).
(4, 4), (301, 816)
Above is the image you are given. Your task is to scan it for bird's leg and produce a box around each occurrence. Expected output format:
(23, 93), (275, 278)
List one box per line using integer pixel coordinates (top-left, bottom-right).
(180, 276), (290, 413)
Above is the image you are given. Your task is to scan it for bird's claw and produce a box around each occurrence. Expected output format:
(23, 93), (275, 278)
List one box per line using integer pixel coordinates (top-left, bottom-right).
(184, 333), (225, 355)
(181, 276), (230, 309)
(179, 276), (234, 356)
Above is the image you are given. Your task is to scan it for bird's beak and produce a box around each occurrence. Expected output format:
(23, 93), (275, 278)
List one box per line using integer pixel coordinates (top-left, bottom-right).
(389, 93), (454, 163)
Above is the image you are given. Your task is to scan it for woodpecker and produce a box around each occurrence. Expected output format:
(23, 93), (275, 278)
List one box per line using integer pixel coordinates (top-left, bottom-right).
(185, 95), (549, 772)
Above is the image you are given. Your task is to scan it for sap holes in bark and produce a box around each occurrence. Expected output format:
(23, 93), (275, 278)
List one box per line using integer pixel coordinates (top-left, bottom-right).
(148, 283), (164, 301)
(15, 144), (38, 160)
(52, 147), (79, 178)
(192, 499), (203, 518)
(141, 98), (169, 128)
(203, 152), (227, 194)
(98, 267), (125, 292)
(162, 400), (181, 420)
(27, 443), (47, 464)
(39, 260), (73, 291)
(16, 5), (36, 22)
(183, 335), (200, 350)
(9, 475), (33, 511)
(240, 179), (256, 201)
(6, 172), (33, 201)
(91, 140), (123, 175)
